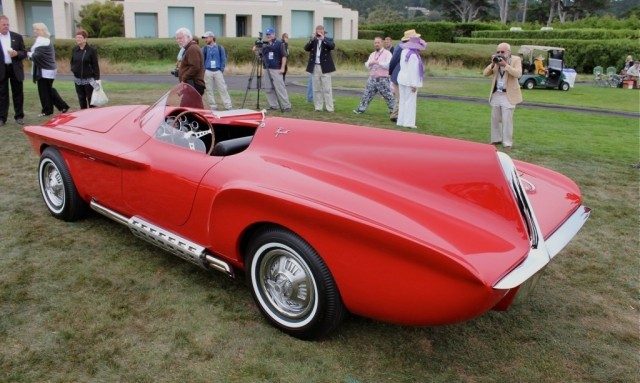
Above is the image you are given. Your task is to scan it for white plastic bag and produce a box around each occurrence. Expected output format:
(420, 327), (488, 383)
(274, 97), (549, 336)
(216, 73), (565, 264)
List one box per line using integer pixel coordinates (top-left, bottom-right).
(90, 80), (109, 107)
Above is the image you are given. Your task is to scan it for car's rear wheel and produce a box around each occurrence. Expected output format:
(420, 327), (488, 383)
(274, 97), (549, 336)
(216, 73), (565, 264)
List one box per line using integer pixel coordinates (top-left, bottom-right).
(524, 79), (536, 90)
(246, 227), (345, 340)
(560, 81), (570, 91)
(38, 147), (87, 221)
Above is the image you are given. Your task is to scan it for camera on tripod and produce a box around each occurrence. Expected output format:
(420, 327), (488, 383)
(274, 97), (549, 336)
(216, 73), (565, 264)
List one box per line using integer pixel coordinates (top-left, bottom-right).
(254, 32), (265, 50)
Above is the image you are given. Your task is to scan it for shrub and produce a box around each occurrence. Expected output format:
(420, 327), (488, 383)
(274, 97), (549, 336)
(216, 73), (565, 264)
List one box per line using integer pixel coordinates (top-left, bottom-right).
(360, 21), (505, 42)
(78, 1), (124, 38)
(471, 29), (640, 40)
(358, 30), (386, 40)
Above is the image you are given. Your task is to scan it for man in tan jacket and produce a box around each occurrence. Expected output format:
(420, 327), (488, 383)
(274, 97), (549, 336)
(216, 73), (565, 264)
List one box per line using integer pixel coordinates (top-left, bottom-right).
(483, 42), (522, 150)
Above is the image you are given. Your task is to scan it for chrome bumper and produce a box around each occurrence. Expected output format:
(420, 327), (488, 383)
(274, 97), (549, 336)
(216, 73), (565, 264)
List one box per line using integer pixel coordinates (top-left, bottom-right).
(493, 152), (591, 290)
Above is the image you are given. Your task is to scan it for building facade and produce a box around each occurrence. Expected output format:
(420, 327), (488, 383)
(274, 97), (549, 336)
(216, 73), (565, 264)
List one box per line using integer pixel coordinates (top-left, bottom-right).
(0, 0), (358, 39)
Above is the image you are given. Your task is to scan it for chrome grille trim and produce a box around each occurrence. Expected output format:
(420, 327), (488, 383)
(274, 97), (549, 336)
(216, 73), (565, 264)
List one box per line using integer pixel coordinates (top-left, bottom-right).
(493, 153), (589, 290)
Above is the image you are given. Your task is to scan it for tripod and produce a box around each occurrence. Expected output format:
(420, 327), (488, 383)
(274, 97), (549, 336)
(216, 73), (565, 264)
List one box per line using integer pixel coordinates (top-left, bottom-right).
(242, 51), (283, 111)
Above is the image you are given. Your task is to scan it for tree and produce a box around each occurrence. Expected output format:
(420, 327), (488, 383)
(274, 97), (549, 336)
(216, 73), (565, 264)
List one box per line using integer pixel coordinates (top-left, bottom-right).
(449, 0), (484, 22)
(495, 0), (510, 23)
(366, 5), (405, 24)
(78, 1), (124, 38)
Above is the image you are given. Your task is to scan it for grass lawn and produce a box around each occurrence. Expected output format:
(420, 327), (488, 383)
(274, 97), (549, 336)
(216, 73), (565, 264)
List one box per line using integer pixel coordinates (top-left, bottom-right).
(0, 81), (638, 382)
(331, 77), (640, 113)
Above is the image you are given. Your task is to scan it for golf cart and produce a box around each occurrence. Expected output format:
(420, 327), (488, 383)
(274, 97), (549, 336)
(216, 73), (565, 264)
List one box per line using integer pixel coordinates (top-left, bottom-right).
(518, 45), (576, 91)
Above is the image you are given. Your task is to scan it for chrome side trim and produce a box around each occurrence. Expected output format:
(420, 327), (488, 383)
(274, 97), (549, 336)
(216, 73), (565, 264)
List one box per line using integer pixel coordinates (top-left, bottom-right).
(493, 153), (589, 290)
(90, 200), (234, 278)
(90, 200), (129, 226)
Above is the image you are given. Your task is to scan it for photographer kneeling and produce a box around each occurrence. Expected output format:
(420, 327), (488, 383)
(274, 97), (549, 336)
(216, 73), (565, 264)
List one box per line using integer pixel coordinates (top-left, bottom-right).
(253, 27), (291, 111)
(175, 27), (205, 95)
(483, 42), (522, 151)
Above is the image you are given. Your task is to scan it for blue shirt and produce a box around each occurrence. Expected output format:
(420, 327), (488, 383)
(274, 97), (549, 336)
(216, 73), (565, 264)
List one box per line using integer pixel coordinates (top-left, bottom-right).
(202, 44), (226, 72)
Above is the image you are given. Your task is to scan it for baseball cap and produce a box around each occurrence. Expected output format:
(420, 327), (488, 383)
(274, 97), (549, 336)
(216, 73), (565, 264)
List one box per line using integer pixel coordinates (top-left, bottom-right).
(265, 27), (275, 35)
(202, 31), (215, 38)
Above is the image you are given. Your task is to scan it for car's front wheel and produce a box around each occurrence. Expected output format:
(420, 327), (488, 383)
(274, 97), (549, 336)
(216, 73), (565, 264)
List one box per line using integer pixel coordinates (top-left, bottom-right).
(38, 147), (87, 221)
(524, 79), (536, 90)
(246, 227), (346, 340)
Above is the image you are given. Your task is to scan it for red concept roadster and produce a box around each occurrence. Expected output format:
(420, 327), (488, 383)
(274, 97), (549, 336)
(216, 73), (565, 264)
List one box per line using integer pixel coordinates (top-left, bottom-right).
(24, 84), (590, 339)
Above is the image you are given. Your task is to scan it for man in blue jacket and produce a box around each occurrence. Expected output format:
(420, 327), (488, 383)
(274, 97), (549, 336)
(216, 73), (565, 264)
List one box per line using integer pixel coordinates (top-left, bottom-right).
(202, 31), (233, 110)
(304, 25), (335, 112)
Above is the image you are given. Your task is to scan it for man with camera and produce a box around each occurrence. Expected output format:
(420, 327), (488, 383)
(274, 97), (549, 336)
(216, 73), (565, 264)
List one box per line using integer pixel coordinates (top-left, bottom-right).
(175, 27), (205, 95)
(257, 27), (291, 111)
(304, 25), (335, 112)
(483, 42), (522, 151)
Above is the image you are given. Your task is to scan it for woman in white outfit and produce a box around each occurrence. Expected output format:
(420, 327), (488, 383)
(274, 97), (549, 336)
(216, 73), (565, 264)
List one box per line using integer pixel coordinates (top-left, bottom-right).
(396, 36), (426, 129)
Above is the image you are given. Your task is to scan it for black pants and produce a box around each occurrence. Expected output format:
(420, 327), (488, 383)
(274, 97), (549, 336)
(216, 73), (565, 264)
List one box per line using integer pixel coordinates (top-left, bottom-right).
(0, 64), (24, 122)
(37, 78), (69, 115)
(75, 82), (95, 109)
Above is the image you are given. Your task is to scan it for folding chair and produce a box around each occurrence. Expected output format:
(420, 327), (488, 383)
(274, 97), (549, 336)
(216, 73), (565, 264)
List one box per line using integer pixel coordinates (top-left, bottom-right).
(593, 66), (606, 86)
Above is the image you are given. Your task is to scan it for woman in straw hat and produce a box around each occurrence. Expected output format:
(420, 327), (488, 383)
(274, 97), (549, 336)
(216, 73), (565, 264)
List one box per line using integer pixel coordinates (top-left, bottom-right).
(396, 36), (426, 129)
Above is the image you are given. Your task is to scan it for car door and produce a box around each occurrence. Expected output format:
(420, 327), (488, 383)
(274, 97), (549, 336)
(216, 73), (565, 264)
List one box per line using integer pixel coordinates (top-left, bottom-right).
(120, 138), (223, 227)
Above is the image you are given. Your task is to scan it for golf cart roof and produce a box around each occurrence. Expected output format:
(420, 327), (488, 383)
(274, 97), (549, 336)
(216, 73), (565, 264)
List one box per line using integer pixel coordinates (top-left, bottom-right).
(518, 45), (565, 54)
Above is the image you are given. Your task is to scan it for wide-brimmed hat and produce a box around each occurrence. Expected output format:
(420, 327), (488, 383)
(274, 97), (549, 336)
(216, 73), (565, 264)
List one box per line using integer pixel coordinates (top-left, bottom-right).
(401, 29), (421, 42)
(401, 36), (426, 50)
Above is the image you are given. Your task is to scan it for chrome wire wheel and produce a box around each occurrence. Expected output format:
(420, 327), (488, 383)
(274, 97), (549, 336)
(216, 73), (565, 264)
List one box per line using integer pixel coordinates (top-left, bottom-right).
(39, 158), (65, 213)
(258, 244), (317, 321)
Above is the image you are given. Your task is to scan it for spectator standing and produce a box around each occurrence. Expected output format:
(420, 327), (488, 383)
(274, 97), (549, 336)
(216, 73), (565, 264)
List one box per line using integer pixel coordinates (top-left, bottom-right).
(482, 42), (522, 151)
(353, 37), (395, 115)
(70, 29), (100, 109)
(389, 29), (419, 122)
(0, 15), (26, 126)
(396, 36), (426, 129)
(201, 31), (232, 110)
(175, 28), (205, 95)
(304, 25), (336, 112)
(260, 27), (291, 111)
(28, 23), (69, 116)
(384, 36), (395, 54)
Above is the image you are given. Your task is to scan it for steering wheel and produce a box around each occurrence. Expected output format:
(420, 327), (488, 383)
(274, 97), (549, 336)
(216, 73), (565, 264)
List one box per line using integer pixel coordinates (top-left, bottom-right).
(171, 110), (215, 154)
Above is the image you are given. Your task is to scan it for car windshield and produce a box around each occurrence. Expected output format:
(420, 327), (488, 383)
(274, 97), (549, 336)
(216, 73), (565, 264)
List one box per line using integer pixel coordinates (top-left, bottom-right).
(138, 83), (204, 136)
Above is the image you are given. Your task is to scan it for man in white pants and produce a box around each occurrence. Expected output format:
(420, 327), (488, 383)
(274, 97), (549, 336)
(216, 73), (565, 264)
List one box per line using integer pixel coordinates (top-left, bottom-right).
(201, 31), (232, 110)
(483, 42), (522, 151)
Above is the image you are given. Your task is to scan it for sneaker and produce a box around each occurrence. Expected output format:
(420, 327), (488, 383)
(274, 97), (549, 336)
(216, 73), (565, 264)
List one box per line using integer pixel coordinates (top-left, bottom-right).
(390, 117), (397, 122)
(15, 118), (24, 125)
(61, 107), (69, 113)
(353, 109), (364, 114)
(283, 108), (292, 112)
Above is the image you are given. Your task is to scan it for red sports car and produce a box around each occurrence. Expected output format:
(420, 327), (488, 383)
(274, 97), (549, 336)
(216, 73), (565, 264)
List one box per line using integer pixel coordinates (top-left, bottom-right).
(24, 84), (590, 339)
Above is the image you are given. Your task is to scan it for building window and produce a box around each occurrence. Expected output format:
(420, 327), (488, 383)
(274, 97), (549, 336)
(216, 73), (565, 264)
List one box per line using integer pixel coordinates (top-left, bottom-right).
(168, 7), (194, 36)
(24, 1), (55, 36)
(323, 17), (335, 39)
(261, 15), (276, 34)
(135, 13), (158, 38)
(204, 14), (224, 37)
(236, 15), (251, 37)
(291, 10), (313, 38)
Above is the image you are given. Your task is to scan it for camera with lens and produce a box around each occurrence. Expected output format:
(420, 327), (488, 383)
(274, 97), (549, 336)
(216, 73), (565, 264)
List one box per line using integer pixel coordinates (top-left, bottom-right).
(170, 68), (179, 77)
(254, 31), (265, 49)
(492, 55), (505, 64)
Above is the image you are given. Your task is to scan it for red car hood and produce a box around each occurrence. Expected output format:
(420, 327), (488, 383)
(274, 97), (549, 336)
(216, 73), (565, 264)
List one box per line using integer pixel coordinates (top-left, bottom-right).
(45, 105), (144, 133)
(256, 118), (581, 285)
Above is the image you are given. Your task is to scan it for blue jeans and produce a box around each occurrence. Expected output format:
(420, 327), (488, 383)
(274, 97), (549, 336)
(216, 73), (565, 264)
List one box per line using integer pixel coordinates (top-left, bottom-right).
(306, 73), (313, 102)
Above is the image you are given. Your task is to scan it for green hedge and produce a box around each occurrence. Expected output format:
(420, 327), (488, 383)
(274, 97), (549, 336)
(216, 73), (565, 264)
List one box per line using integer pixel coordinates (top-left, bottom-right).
(471, 28), (640, 40)
(357, 30), (386, 40)
(455, 37), (639, 73)
(359, 21), (505, 42)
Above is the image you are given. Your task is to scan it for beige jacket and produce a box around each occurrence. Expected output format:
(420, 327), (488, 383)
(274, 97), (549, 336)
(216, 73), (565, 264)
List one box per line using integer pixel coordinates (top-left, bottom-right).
(483, 55), (523, 105)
